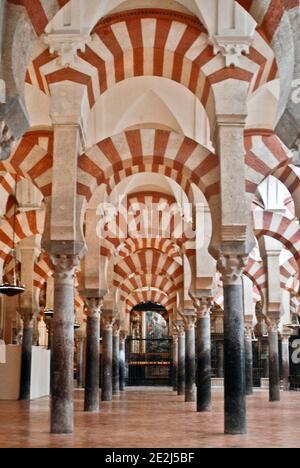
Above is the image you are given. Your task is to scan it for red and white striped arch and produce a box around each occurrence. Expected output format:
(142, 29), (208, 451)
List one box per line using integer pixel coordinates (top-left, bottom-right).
(245, 130), (292, 194)
(114, 249), (183, 286)
(26, 9), (276, 122)
(78, 128), (219, 204)
(0, 131), (53, 197)
(253, 210), (300, 268)
(0, 209), (45, 268)
(125, 289), (176, 313)
(116, 272), (183, 296)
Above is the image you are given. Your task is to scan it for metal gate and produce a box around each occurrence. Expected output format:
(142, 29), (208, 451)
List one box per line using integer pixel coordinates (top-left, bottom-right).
(126, 338), (172, 386)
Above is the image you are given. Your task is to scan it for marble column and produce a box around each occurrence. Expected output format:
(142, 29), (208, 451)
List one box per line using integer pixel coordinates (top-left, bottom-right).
(113, 324), (120, 395)
(84, 298), (102, 412)
(119, 331), (126, 392)
(281, 332), (291, 391)
(216, 340), (224, 378)
(76, 331), (84, 389)
(102, 312), (114, 402)
(50, 255), (78, 434)
(219, 255), (247, 435)
(19, 310), (33, 400)
(195, 298), (212, 412)
(260, 337), (269, 378)
(244, 323), (253, 396)
(268, 321), (280, 402)
(172, 332), (178, 391)
(185, 315), (196, 402)
(177, 325), (185, 396)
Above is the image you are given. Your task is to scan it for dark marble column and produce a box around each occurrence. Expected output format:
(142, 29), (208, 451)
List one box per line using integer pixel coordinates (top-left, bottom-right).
(244, 323), (253, 396)
(216, 340), (224, 378)
(119, 331), (126, 392)
(50, 254), (78, 434)
(76, 332), (84, 389)
(195, 298), (212, 412)
(281, 333), (290, 391)
(19, 311), (33, 400)
(102, 312), (113, 402)
(220, 255), (247, 435)
(260, 337), (269, 378)
(113, 325), (120, 395)
(185, 315), (196, 402)
(177, 325), (185, 396)
(172, 332), (178, 391)
(268, 321), (280, 402)
(84, 298), (102, 412)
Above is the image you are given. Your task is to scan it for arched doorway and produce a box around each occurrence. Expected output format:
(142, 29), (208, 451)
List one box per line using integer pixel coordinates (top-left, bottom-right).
(126, 302), (172, 386)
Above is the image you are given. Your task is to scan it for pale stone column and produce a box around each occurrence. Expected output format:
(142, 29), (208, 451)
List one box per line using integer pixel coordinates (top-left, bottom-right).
(50, 254), (79, 434)
(194, 297), (212, 412)
(244, 322), (253, 396)
(177, 323), (185, 396)
(101, 311), (114, 402)
(172, 331), (179, 391)
(113, 322), (120, 395)
(218, 255), (247, 435)
(281, 330), (291, 391)
(19, 310), (33, 400)
(84, 298), (102, 412)
(184, 314), (196, 402)
(119, 331), (126, 392)
(268, 319), (281, 402)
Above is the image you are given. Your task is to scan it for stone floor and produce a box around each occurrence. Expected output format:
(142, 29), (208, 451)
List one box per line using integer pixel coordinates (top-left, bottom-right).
(0, 388), (299, 448)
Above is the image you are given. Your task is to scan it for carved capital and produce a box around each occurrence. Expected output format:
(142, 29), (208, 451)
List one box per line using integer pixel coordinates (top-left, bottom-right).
(244, 323), (253, 341)
(0, 121), (15, 160)
(211, 36), (252, 67)
(102, 311), (115, 331)
(113, 320), (120, 337)
(184, 315), (197, 331)
(84, 297), (103, 319)
(44, 33), (91, 68)
(192, 296), (212, 319)
(119, 330), (127, 344)
(19, 310), (33, 329)
(217, 254), (247, 286)
(267, 320), (280, 334)
(51, 254), (80, 284)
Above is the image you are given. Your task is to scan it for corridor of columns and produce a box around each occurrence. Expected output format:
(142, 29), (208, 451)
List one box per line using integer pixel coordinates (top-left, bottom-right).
(0, 0), (300, 449)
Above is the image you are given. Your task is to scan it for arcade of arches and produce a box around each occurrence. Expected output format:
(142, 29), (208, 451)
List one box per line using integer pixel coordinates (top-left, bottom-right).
(0, 0), (300, 449)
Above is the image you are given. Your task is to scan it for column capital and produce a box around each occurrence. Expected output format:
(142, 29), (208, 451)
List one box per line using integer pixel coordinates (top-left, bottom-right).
(51, 254), (80, 283)
(119, 330), (127, 344)
(244, 322), (253, 340)
(102, 310), (115, 331)
(19, 310), (33, 329)
(113, 321), (120, 337)
(267, 319), (280, 334)
(184, 314), (197, 331)
(84, 297), (103, 318)
(217, 254), (248, 286)
(192, 296), (212, 319)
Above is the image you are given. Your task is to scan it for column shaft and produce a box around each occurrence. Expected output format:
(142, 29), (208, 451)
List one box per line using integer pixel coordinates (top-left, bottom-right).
(282, 337), (290, 391)
(119, 337), (126, 392)
(224, 283), (246, 435)
(76, 337), (84, 388)
(185, 320), (196, 402)
(51, 257), (77, 434)
(269, 329), (280, 402)
(84, 313), (100, 412)
(177, 331), (185, 396)
(196, 314), (211, 412)
(102, 326), (113, 401)
(19, 321), (33, 400)
(172, 336), (178, 391)
(113, 332), (120, 395)
(244, 332), (253, 396)
(216, 340), (224, 378)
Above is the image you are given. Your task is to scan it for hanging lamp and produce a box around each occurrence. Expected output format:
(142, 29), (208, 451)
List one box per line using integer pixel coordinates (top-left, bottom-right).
(0, 175), (25, 297)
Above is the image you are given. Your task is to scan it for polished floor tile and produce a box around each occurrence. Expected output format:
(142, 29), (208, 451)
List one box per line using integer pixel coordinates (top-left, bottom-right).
(0, 388), (299, 448)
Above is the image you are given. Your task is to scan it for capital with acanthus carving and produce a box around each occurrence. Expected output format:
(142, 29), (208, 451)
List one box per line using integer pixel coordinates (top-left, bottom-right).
(217, 254), (248, 286)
